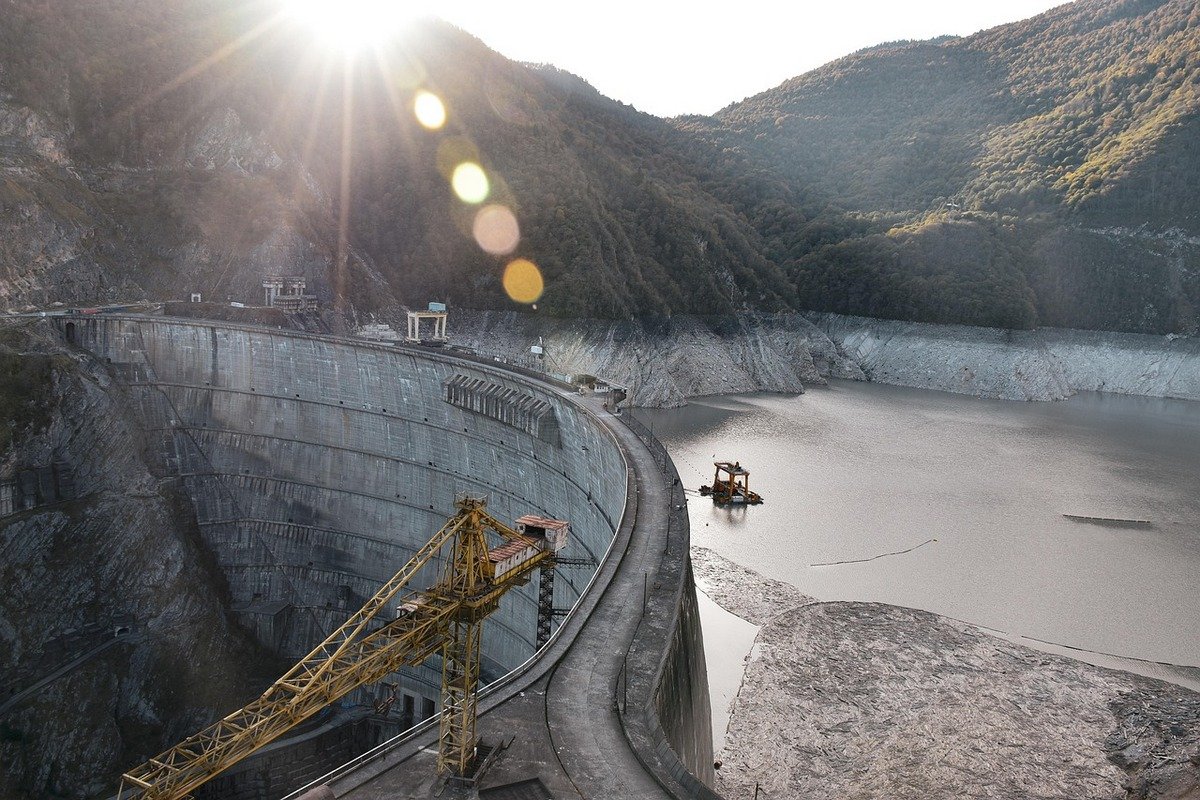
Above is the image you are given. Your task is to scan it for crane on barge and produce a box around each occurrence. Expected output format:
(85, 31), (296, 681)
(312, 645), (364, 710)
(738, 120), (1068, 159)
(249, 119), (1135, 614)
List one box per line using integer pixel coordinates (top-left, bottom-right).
(699, 461), (763, 505)
(115, 495), (569, 799)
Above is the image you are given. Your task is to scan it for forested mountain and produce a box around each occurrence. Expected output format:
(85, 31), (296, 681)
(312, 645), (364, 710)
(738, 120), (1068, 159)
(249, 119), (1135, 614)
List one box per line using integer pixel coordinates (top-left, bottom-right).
(0, 0), (1197, 333)
(0, 1), (811, 320)
(683, 0), (1200, 333)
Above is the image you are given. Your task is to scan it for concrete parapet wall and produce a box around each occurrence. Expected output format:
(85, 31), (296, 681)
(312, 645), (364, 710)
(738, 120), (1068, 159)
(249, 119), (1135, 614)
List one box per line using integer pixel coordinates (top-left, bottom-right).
(64, 316), (626, 699)
(618, 413), (719, 798)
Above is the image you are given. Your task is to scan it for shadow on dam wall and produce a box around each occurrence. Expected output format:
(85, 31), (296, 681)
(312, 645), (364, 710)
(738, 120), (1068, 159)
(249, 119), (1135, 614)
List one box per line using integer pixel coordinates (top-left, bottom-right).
(60, 315), (716, 798)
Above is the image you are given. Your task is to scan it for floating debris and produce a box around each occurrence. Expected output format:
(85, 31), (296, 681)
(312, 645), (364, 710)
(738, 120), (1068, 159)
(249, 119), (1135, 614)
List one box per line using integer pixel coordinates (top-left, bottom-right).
(1062, 514), (1153, 528)
(810, 538), (937, 568)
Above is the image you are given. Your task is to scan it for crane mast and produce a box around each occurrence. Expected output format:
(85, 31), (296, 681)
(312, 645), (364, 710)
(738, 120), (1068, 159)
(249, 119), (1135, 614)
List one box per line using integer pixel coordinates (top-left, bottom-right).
(116, 494), (568, 800)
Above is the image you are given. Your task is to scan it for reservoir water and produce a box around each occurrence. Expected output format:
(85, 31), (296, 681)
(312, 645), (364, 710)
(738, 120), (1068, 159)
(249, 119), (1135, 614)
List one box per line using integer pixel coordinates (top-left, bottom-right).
(638, 381), (1200, 714)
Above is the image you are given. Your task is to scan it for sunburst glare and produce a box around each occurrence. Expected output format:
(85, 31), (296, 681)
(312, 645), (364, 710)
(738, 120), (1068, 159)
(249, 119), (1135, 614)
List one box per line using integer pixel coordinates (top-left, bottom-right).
(282, 0), (423, 50)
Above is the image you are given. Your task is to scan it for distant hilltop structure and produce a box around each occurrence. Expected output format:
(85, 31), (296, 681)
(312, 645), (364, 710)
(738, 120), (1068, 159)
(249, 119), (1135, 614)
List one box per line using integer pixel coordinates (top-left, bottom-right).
(352, 303), (450, 346)
(407, 302), (448, 344)
(262, 276), (318, 312)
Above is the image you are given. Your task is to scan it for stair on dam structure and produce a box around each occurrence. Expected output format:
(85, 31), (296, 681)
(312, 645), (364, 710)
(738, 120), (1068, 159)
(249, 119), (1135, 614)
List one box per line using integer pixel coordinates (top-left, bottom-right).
(443, 374), (560, 445)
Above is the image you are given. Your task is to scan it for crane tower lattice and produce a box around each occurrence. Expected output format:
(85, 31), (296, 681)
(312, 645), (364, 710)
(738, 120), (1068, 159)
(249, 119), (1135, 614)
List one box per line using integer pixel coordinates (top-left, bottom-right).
(115, 495), (569, 800)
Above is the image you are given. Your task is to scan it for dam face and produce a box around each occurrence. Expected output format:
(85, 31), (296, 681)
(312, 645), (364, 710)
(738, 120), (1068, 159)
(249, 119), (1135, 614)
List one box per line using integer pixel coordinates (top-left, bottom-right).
(61, 315), (715, 799)
(71, 317), (623, 705)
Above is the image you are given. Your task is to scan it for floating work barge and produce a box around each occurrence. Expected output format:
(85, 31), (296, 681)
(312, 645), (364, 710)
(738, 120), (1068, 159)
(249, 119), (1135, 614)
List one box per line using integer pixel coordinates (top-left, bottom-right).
(699, 461), (763, 506)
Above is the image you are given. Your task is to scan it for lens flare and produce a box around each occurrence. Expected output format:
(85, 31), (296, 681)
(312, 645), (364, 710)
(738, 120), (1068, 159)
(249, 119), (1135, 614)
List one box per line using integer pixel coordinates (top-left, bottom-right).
(452, 162), (489, 204)
(502, 259), (544, 304)
(436, 138), (480, 178)
(413, 90), (445, 129)
(473, 205), (520, 255)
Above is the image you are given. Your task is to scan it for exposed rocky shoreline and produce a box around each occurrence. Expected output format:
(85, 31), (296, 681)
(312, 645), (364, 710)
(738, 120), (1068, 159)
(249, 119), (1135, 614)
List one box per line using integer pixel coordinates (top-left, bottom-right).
(692, 547), (1200, 800)
(809, 313), (1200, 403)
(438, 310), (1200, 407)
(444, 310), (861, 407)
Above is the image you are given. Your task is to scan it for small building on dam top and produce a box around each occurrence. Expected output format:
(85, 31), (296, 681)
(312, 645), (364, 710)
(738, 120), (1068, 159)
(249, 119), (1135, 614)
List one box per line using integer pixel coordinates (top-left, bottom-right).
(57, 314), (716, 800)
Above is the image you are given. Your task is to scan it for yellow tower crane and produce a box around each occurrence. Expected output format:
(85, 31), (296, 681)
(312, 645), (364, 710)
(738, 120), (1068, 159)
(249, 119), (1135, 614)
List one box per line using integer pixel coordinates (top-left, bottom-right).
(115, 494), (569, 800)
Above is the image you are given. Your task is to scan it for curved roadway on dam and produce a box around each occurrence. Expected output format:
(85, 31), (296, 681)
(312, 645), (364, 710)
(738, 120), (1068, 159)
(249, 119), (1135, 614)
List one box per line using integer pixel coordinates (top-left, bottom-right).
(317, 392), (718, 800)
(60, 315), (715, 800)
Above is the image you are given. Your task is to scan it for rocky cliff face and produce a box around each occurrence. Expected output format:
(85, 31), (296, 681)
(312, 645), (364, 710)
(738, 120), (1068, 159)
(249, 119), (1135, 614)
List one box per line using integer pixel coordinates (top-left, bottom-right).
(810, 313), (1200, 402)
(0, 320), (272, 799)
(432, 310), (1200, 407)
(446, 310), (862, 407)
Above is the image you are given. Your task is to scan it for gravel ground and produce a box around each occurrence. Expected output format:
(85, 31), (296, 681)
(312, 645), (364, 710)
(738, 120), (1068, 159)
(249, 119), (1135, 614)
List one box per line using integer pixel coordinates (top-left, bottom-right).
(692, 548), (1200, 800)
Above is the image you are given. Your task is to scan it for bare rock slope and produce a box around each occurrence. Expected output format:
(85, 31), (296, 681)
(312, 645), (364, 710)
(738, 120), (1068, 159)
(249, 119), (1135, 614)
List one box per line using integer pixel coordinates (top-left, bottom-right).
(449, 310), (862, 407)
(692, 548), (1200, 800)
(440, 309), (1200, 408)
(811, 313), (1200, 402)
(0, 320), (273, 799)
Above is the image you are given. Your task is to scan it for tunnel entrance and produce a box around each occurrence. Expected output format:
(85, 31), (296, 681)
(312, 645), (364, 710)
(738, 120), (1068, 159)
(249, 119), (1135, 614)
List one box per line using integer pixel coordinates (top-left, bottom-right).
(64, 321), (76, 344)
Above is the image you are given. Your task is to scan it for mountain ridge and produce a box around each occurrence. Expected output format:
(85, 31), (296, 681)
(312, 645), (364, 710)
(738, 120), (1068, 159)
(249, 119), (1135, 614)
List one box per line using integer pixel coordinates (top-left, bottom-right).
(679, 0), (1199, 333)
(0, 0), (1197, 335)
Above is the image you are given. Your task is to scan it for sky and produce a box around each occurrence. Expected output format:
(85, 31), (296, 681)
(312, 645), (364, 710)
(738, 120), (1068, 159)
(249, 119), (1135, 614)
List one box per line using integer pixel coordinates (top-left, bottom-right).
(426, 1), (1073, 117)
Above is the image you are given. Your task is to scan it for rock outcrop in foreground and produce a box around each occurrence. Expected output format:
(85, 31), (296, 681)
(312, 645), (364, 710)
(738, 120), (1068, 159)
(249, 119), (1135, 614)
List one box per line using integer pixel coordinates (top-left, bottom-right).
(0, 320), (273, 799)
(693, 548), (1200, 800)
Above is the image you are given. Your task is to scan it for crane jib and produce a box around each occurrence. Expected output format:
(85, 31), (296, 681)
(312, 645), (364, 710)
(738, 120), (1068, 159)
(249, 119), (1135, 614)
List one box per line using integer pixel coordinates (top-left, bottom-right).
(115, 495), (570, 800)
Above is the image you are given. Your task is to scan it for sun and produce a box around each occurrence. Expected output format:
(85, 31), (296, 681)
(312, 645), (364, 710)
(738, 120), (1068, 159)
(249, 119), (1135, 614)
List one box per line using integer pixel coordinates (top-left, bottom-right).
(282, 0), (424, 50)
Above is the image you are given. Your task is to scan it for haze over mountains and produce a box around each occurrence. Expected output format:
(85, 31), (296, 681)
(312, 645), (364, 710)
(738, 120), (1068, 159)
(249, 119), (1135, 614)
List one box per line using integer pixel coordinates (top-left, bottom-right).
(0, 0), (1197, 333)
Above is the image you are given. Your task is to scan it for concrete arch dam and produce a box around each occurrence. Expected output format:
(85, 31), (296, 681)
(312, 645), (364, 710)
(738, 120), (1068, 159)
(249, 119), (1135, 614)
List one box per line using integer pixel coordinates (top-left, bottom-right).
(63, 316), (716, 800)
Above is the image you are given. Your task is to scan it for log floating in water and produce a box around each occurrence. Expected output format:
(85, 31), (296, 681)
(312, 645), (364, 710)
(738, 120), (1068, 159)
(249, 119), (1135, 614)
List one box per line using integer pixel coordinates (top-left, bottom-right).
(1062, 513), (1153, 528)
(810, 538), (937, 567)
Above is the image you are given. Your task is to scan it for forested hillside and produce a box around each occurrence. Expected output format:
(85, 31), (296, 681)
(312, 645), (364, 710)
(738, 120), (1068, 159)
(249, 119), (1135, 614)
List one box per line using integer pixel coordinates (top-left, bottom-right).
(0, 1), (813, 319)
(0, 0), (1197, 333)
(683, 0), (1200, 333)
